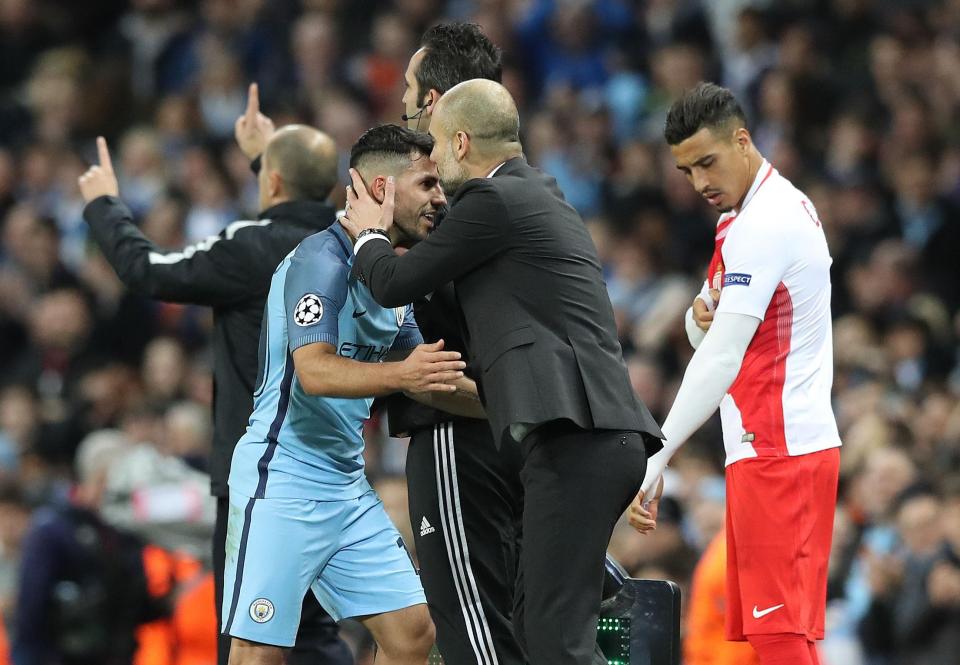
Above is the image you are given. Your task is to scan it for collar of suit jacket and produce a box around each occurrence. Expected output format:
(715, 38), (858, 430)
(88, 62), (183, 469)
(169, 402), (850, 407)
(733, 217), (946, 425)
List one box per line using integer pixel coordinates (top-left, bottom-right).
(490, 155), (525, 178)
(447, 155), (527, 202)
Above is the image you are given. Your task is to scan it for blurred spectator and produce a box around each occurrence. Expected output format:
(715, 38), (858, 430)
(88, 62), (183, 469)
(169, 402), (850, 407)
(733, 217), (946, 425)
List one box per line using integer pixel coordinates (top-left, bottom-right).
(722, 7), (775, 117)
(141, 337), (188, 406)
(5, 289), (101, 423)
(515, 0), (632, 98)
(11, 430), (167, 665)
(162, 401), (211, 468)
(858, 489), (960, 665)
(116, 128), (168, 218)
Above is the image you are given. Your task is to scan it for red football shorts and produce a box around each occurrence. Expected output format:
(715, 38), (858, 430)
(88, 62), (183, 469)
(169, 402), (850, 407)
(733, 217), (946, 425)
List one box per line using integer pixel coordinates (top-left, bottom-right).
(724, 447), (840, 641)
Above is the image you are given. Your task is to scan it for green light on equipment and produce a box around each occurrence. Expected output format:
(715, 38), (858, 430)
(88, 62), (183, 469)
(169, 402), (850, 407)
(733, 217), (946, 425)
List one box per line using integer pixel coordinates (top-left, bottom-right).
(427, 616), (631, 664)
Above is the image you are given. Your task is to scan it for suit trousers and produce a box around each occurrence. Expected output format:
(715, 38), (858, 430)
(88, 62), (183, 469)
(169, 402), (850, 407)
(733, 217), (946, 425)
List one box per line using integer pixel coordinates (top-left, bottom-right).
(213, 496), (352, 665)
(407, 420), (527, 665)
(514, 425), (647, 665)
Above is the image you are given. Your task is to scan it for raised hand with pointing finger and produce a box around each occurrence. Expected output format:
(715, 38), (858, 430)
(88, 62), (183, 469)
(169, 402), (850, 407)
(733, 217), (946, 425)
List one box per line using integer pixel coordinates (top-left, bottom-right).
(234, 82), (275, 159)
(78, 136), (119, 203)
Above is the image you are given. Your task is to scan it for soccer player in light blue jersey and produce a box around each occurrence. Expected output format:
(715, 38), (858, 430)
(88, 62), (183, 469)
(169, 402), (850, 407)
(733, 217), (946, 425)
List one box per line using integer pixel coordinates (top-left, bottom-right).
(223, 126), (482, 665)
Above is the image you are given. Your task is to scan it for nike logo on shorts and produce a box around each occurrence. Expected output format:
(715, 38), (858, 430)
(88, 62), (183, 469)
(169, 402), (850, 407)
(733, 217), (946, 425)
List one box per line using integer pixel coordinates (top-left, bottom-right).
(752, 603), (785, 619)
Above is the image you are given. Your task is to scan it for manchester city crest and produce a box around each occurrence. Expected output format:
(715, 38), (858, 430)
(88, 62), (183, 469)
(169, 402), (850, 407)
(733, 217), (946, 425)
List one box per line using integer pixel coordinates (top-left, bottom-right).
(249, 598), (275, 623)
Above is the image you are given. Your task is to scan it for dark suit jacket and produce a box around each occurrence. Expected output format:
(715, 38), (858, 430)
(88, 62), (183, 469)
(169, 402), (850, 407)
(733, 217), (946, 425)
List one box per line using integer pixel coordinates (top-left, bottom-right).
(354, 157), (663, 448)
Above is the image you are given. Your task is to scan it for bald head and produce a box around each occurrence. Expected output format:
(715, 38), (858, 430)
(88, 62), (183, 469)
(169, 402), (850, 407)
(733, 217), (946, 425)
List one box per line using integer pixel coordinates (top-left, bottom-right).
(433, 79), (521, 158)
(262, 125), (338, 203)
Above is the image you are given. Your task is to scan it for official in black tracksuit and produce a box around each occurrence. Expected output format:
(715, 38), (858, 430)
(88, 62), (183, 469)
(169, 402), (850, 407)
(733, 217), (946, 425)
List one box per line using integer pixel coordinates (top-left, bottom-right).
(385, 284), (526, 665)
(78, 124), (352, 665)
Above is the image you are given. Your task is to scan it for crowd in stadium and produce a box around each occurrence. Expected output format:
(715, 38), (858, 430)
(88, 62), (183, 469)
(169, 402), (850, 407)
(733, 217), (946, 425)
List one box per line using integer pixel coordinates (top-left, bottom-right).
(0, 0), (959, 664)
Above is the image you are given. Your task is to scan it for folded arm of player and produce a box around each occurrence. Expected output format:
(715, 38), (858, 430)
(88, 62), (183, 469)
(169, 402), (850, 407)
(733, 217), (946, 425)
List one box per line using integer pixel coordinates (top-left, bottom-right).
(293, 339), (465, 398)
(629, 311), (760, 532)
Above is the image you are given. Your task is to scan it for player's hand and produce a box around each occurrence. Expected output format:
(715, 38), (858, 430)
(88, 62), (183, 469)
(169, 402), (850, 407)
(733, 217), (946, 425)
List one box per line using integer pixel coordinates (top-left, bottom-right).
(234, 82), (275, 159)
(628, 475), (664, 535)
(693, 288), (720, 332)
(78, 136), (120, 203)
(341, 168), (396, 237)
(395, 339), (466, 394)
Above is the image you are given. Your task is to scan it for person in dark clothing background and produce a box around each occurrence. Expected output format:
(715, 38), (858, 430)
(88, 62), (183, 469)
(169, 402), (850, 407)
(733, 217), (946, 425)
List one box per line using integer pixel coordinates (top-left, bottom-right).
(12, 431), (165, 665)
(389, 23), (526, 665)
(76, 85), (351, 665)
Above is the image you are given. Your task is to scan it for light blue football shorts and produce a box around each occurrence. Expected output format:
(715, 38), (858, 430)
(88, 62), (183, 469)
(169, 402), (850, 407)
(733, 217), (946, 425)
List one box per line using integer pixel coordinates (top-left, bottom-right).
(221, 489), (425, 646)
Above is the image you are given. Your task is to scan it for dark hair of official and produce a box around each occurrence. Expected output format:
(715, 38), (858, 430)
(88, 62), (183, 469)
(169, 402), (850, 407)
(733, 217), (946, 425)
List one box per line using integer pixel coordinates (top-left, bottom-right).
(664, 82), (748, 146)
(264, 129), (339, 201)
(415, 22), (502, 103)
(349, 124), (434, 171)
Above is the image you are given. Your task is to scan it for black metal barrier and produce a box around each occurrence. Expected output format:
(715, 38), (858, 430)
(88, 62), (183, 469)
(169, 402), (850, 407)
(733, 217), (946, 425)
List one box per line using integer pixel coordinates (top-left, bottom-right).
(427, 576), (680, 664)
(598, 578), (681, 665)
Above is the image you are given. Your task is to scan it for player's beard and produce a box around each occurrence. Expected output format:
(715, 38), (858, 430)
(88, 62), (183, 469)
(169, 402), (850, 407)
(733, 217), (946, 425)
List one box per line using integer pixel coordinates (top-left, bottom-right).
(392, 214), (420, 248)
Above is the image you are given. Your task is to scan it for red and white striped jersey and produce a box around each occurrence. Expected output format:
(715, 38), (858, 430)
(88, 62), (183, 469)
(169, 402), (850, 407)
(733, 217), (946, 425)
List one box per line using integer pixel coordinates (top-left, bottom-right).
(705, 160), (841, 466)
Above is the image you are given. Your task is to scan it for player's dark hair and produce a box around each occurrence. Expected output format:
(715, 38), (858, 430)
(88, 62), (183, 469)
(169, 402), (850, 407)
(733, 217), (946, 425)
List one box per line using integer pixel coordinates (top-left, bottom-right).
(415, 22), (502, 103)
(664, 82), (748, 145)
(349, 125), (434, 171)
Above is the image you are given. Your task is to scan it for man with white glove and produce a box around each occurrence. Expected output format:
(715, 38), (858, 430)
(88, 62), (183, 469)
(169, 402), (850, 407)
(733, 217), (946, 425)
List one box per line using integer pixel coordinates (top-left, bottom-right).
(630, 83), (841, 665)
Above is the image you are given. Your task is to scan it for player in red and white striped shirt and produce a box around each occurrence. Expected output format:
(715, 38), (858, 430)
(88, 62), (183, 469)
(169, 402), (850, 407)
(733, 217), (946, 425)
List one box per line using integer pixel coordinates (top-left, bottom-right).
(630, 83), (841, 665)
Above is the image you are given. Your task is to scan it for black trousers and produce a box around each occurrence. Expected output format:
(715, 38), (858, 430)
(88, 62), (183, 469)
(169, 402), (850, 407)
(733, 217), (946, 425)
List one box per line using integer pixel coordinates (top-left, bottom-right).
(407, 420), (527, 665)
(213, 496), (353, 665)
(514, 425), (647, 665)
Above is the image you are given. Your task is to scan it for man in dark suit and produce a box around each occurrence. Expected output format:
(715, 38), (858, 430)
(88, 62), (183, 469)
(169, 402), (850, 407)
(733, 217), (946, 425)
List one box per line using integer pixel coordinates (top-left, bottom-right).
(341, 79), (663, 665)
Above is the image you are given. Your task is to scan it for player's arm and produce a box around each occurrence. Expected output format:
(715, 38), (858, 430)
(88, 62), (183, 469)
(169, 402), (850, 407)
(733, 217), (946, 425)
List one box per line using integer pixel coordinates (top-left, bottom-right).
(343, 171), (510, 308)
(285, 244), (465, 398)
(293, 340), (465, 398)
(79, 138), (262, 306)
(633, 311), (760, 491)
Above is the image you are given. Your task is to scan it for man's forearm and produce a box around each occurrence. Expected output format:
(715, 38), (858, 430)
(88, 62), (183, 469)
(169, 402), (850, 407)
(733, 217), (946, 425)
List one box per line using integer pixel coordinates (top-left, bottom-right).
(658, 312), (760, 456)
(406, 377), (486, 419)
(640, 314), (757, 495)
(356, 239), (440, 307)
(296, 347), (403, 398)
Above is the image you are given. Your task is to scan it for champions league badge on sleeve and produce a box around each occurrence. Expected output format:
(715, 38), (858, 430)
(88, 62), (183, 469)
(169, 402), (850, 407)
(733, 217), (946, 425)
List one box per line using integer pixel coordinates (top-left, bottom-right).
(249, 598), (275, 623)
(294, 294), (323, 326)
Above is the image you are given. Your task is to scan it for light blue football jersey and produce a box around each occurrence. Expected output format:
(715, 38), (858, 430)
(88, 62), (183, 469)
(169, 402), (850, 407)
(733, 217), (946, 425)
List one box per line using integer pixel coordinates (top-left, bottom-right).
(229, 224), (422, 501)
